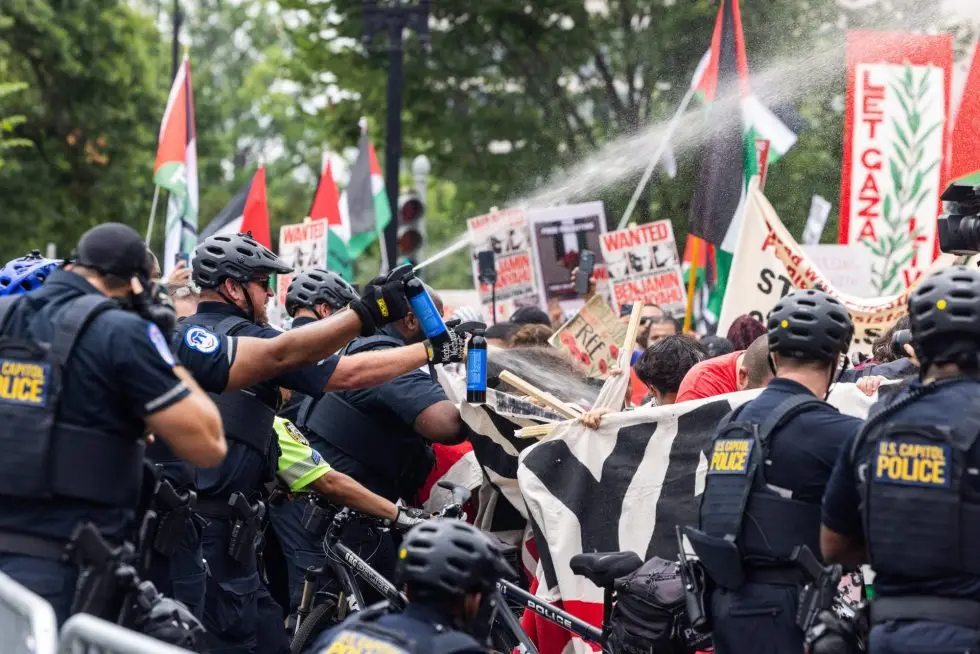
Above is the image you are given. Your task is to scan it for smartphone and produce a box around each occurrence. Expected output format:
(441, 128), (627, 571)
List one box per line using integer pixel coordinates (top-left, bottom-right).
(477, 250), (497, 285)
(174, 252), (190, 267)
(575, 250), (595, 295)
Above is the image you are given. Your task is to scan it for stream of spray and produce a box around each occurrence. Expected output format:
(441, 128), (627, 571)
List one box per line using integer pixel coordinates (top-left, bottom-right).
(487, 345), (600, 406)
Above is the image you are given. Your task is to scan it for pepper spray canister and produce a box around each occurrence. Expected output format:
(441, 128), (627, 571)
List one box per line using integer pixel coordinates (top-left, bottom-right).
(466, 328), (487, 403)
(405, 276), (450, 348)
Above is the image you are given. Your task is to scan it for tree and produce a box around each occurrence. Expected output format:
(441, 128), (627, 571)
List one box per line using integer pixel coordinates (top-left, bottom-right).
(0, 0), (165, 260)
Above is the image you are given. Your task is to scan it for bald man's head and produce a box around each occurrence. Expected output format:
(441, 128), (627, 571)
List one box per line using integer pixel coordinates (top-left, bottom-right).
(397, 285), (444, 344)
(737, 334), (774, 391)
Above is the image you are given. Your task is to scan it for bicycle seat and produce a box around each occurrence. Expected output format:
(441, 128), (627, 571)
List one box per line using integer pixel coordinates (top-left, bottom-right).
(570, 551), (643, 588)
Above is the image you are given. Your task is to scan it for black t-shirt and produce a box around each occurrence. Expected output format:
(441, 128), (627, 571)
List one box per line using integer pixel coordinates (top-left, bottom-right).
(0, 271), (188, 540)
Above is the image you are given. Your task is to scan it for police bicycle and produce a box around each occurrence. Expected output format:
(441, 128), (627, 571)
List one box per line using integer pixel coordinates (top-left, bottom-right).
(289, 481), (472, 654)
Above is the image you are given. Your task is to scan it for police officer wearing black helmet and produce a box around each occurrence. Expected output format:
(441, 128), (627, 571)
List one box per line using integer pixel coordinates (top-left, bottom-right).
(310, 519), (517, 654)
(684, 288), (861, 654)
(822, 265), (980, 654)
(164, 232), (468, 654)
(0, 223), (225, 625)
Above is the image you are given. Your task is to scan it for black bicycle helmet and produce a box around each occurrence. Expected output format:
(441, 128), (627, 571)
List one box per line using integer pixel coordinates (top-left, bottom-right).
(192, 232), (292, 289)
(396, 520), (517, 600)
(285, 268), (359, 316)
(908, 265), (980, 365)
(766, 289), (853, 361)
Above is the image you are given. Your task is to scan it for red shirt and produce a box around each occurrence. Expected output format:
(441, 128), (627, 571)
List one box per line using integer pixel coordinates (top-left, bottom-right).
(675, 350), (743, 403)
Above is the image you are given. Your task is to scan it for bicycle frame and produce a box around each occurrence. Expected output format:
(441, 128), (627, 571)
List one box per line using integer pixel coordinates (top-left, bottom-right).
(496, 579), (604, 645)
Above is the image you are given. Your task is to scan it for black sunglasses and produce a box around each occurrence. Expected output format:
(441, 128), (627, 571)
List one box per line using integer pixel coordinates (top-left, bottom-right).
(250, 277), (272, 291)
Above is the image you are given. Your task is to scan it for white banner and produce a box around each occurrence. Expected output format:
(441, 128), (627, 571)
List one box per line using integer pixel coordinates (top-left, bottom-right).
(802, 195), (832, 245)
(718, 180), (962, 355)
(801, 244), (873, 298)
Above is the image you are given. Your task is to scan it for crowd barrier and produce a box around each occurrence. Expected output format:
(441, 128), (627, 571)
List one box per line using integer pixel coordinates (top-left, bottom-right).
(0, 572), (194, 654)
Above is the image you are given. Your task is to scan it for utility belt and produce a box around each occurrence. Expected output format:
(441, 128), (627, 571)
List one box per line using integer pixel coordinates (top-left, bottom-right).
(870, 596), (980, 630)
(197, 492), (266, 564)
(0, 530), (70, 561)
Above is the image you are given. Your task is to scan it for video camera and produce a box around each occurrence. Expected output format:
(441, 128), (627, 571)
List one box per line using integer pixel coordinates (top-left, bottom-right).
(938, 182), (980, 255)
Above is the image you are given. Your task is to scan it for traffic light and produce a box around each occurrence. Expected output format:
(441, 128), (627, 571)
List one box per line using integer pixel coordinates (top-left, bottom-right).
(397, 192), (425, 266)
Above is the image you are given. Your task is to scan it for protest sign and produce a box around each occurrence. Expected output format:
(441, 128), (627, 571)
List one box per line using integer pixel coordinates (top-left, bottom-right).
(467, 208), (540, 323)
(718, 180), (963, 355)
(840, 31), (952, 295)
(527, 202), (608, 314)
(276, 219), (328, 307)
(801, 244), (873, 298)
(599, 220), (686, 316)
(549, 295), (627, 378)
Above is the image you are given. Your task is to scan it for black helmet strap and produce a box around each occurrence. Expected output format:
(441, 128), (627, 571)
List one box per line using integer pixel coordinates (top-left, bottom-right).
(216, 280), (259, 324)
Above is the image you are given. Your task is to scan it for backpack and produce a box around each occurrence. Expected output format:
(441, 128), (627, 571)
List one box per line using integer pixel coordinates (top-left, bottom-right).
(607, 557), (712, 654)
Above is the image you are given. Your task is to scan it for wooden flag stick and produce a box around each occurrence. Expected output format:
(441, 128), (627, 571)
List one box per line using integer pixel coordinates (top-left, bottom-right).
(515, 423), (559, 439)
(498, 370), (583, 420)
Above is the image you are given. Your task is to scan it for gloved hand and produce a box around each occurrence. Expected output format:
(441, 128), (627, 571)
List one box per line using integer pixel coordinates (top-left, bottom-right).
(350, 280), (411, 336)
(425, 327), (466, 365)
(130, 580), (205, 650)
(393, 506), (427, 531)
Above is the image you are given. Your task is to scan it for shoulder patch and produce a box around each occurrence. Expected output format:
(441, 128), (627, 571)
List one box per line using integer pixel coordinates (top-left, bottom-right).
(147, 323), (177, 367)
(184, 326), (220, 354)
(282, 419), (310, 446)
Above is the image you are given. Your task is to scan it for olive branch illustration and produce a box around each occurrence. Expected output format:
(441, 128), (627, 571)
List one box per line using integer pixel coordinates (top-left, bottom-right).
(863, 65), (942, 295)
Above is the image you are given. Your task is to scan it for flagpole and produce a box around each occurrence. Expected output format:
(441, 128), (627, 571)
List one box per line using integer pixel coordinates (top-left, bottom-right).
(146, 186), (161, 245)
(618, 84), (698, 230)
(683, 236), (700, 334)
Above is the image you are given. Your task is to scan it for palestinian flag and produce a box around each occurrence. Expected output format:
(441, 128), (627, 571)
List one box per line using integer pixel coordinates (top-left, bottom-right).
(154, 56), (198, 278)
(199, 166), (271, 248)
(340, 128), (392, 260)
(687, 0), (797, 326)
(309, 154), (354, 281)
(949, 42), (980, 184)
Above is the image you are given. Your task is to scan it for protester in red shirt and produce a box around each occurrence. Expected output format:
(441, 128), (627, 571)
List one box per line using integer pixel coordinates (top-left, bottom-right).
(675, 334), (772, 403)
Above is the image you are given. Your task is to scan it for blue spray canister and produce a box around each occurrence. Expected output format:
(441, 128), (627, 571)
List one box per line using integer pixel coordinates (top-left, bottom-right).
(405, 276), (450, 348)
(466, 328), (487, 403)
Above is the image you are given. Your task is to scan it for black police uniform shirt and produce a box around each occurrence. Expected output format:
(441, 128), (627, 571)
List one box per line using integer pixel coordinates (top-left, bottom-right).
(172, 302), (339, 498)
(311, 326), (448, 500)
(731, 378), (863, 506)
(822, 378), (980, 600)
(312, 603), (487, 654)
(277, 314), (317, 424)
(0, 270), (190, 540)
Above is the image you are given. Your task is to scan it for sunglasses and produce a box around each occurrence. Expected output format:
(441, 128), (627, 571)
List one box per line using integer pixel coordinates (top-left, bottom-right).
(250, 277), (272, 291)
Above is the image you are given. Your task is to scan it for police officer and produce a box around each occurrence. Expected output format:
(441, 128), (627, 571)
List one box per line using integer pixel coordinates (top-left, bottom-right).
(278, 268), (359, 423)
(0, 250), (62, 296)
(168, 232), (467, 654)
(822, 265), (980, 654)
(684, 289), (861, 654)
(310, 519), (516, 654)
(0, 223), (225, 625)
(297, 286), (467, 601)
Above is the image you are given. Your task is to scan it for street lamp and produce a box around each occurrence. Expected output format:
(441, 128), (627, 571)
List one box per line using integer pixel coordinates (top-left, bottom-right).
(362, 0), (430, 273)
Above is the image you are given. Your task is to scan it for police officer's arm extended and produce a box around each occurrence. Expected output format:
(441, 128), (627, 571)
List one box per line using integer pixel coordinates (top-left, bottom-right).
(145, 365), (226, 467)
(310, 471), (398, 521)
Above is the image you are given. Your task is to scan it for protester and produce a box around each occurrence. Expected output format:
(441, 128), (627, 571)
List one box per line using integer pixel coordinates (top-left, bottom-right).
(700, 334), (735, 359)
(509, 323), (553, 347)
(674, 334), (772, 403)
(511, 305), (552, 327)
(485, 321), (519, 348)
(838, 315), (917, 382)
(725, 313), (766, 350)
(632, 335), (706, 406)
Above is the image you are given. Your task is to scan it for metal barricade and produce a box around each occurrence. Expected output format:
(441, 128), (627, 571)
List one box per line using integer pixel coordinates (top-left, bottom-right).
(0, 571), (58, 654)
(59, 614), (194, 654)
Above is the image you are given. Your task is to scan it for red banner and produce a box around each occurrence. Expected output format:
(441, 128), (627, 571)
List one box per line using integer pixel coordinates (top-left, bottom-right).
(839, 31), (952, 295)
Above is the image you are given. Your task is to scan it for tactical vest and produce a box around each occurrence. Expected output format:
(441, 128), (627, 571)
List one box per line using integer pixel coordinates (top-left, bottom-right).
(0, 294), (145, 507)
(698, 394), (827, 565)
(850, 381), (980, 579)
(322, 605), (482, 654)
(298, 335), (435, 499)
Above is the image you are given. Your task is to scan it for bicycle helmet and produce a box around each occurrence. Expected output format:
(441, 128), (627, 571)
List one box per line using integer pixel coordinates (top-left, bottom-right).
(0, 250), (61, 296)
(192, 232), (292, 289)
(767, 289), (853, 361)
(285, 268), (359, 317)
(908, 265), (980, 368)
(396, 519), (516, 600)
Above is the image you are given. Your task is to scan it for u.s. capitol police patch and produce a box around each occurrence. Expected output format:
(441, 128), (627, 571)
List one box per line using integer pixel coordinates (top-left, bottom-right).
(147, 323), (177, 367)
(184, 326), (220, 354)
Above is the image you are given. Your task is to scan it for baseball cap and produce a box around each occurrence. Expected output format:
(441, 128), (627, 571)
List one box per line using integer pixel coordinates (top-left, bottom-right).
(74, 223), (151, 279)
(510, 306), (551, 326)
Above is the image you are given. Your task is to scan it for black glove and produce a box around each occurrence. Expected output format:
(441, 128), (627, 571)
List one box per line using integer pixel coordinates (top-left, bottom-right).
(130, 581), (205, 650)
(350, 281), (411, 336)
(392, 506), (426, 531)
(425, 328), (465, 365)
